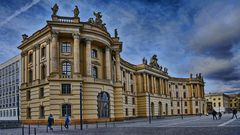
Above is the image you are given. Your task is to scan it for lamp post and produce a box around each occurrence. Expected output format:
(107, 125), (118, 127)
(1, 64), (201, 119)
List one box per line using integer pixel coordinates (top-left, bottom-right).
(80, 82), (83, 130)
(148, 92), (151, 124)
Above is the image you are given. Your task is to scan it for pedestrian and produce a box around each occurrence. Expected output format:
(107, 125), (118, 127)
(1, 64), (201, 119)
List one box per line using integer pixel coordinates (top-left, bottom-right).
(48, 114), (54, 130)
(212, 110), (217, 120)
(218, 112), (222, 119)
(232, 108), (237, 119)
(64, 115), (71, 129)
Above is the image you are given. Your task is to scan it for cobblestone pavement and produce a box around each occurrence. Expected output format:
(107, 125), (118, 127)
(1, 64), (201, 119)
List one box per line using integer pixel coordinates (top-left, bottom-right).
(0, 114), (239, 135)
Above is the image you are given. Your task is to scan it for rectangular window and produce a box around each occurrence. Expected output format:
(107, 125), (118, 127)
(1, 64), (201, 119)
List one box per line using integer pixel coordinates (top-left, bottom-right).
(183, 85), (186, 89)
(132, 97), (135, 105)
(185, 109), (188, 114)
(61, 42), (71, 53)
(131, 84), (134, 93)
(196, 109), (198, 113)
(29, 54), (33, 63)
(133, 108), (135, 115)
(39, 88), (44, 98)
(41, 47), (46, 58)
(27, 107), (31, 119)
(125, 96), (128, 104)
(125, 108), (128, 116)
(39, 106), (45, 118)
(26, 90), (31, 101)
(62, 104), (71, 117)
(177, 102), (180, 107)
(62, 84), (71, 94)
(184, 101), (187, 106)
(177, 109), (180, 114)
(29, 70), (33, 83)
(195, 101), (198, 106)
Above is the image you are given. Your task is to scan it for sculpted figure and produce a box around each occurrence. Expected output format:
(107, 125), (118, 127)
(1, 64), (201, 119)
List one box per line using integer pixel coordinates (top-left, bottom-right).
(142, 57), (147, 64)
(93, 11), (103, 25)
(150, 54), (159, 68)
(114, 29), (118, 38)
(73, 6), (79, 17)
(51, 4), (59, 16)
(87, 18), (94, 24)
(22, 34), (28, 40)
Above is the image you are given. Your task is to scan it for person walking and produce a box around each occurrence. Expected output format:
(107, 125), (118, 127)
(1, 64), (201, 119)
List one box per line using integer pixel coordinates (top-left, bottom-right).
(232, 108), (237, 119)
(212, 110), (217, 120)
(48, 114), (54, 130)
(218, 112), (222, 119)
(64, 115), (71, 129)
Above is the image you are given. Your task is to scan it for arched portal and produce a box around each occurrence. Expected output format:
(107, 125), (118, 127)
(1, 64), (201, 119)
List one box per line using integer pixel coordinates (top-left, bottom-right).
(151, 102), (154, 117)
(97, 92), (110, 118)
(165, 103), (168, 116)
(158, 102), (162, 116)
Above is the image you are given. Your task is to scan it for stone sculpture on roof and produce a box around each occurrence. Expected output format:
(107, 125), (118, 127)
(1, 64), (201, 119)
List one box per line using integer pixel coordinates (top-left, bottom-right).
(149, 54), (160, 68)
(73, 6), (79, 18)
(51, 3), (59, 16)
(114, 29), (118, 38)
(142, 57), (147, 65)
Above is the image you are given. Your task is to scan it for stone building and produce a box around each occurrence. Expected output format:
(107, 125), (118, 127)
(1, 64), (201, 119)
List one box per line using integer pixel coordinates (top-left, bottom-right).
(18, 4), (205, 124)
(205, 93), (230, 113)
(0, 55), (21, 120)
(228, 94), (240, 110)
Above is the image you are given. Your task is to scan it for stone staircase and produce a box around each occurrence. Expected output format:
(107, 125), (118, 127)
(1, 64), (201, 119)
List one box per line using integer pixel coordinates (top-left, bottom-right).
(0, 120), (21, 129)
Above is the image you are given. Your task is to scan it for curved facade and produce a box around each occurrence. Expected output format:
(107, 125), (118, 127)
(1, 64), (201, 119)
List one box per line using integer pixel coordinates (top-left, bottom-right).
(18, 5), (205, 124)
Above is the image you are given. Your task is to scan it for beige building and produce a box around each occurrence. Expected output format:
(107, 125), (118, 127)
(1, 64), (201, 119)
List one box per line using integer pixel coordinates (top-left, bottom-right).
(18, 4), (205, 124)
(205, 93), (230, 113)
(228, 94), (240, 110)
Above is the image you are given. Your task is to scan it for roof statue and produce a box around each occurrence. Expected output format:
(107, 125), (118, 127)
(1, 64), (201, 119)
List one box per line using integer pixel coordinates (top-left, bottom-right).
(114, 29), (118, 38)
(142, 57), (147, 65)
(190, 73), (193, 78)
(93, 11), (107, 31)
(87, 18), (94, 24)
(73, 6), (79, 18)
(51, 3), (59, 16)
(22, 34), (28, 41)
(149, 54), (160, 68)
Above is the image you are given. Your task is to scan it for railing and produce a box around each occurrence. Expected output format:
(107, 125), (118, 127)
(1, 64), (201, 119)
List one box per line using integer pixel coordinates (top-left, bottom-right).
(61, 75), (72, 79)
(58, 16), (73, 23)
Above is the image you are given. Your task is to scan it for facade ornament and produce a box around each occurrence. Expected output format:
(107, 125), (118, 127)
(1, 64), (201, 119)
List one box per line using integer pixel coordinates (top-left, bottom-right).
(114, 29), (118, 38)
(22, 34), (28, 41)
(51, 3), (59, 16)
(149, 54), (160, 68)
(73, 6), (79, 18)
(91, 11), (107, 31)
(142, 57), (147, 65)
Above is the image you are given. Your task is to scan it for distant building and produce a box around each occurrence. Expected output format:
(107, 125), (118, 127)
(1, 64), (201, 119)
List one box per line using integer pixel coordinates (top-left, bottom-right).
(0, 55), (21, 120)
(228, 94), (240, 110)
(205, 93), (230, 113)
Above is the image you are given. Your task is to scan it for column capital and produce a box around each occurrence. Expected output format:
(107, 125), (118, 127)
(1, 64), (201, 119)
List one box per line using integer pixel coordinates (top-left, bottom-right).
(72, 33), (80, 39)
(51, 31), (58, 38)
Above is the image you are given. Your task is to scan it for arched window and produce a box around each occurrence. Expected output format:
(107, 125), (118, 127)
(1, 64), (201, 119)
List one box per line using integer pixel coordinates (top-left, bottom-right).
(29, 53), (33, 63)
(41, 47), (46, 57)
(62, 104), (71, 117)
(97, 92), (110, 118)
(62, 61), (71, 76)
(91, 49), (97, 58)
(183, 92), (186, 98)
(158, 102), (162, 116)
(165, 103), (168, 115)
(29, 69), (33, 83)
(151, 102), (154, 117)
(41, 64), (46, 80)
(92, 66), (98, 78)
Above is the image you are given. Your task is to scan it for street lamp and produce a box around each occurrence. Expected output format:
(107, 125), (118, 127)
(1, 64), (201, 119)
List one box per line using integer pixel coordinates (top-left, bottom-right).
(80, 82), (83, 130)
(148, 92), (151, 124)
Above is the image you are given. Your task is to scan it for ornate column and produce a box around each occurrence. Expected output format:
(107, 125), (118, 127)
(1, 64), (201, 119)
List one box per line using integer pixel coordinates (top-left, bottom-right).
(46, 40), (50, 76)
(50, 31), (58, 74)
(86, 39), (92, 76)
(21, 53), (25, 83)
(143, 73), (147, 92)
(36, 45), (40, 81)
(105, 47), (111, 80)
(158, 78), (161, 95)
(24, 55), (28, 83)
(73, 33), (80, 75)
(32, 49), (36, 81)
(146, 74), (149, 92)
(115, 51), (121, 82)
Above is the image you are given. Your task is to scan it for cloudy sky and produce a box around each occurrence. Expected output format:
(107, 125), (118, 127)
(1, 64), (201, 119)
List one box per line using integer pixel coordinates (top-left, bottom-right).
(0, 0), (239, 93)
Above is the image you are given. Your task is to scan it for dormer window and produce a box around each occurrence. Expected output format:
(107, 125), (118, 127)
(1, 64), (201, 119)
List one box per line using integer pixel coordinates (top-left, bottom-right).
(61, 42), (71, 53)
(91, 49), (97, 58)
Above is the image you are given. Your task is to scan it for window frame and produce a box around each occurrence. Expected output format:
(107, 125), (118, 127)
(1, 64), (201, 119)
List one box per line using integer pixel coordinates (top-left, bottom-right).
(61, 42), (71, 53)
(62, 104), (71, 117)
(61, 84), (71, 94)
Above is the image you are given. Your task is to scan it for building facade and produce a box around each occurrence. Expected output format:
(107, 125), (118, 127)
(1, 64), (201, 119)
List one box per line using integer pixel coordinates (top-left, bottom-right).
(205, 93), (230, 113)
(0, 55), (21, 120)
(228, 94), (240, 110)
(18, 4), (205, 124)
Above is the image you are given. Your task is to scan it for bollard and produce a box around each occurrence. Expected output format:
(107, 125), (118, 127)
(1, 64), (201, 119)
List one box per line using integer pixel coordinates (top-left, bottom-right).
(105, 121), (107, 128)
(46, 125), (48, 133)
(22, 126), (24, 135)
(96, 122), (98, 128)
(61, 123), (63, 131)
(74, 122), (76, 130)
(28, 124), (30, 135)
(34, 128), (36, 135)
